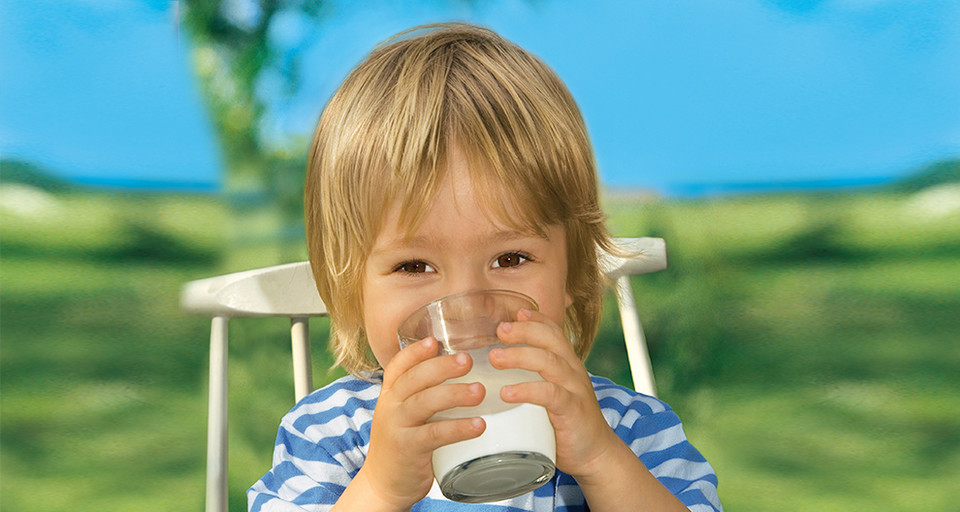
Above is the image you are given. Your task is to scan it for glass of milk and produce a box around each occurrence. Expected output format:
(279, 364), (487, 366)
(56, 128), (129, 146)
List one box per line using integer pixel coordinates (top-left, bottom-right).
(397, 289), (556, 503)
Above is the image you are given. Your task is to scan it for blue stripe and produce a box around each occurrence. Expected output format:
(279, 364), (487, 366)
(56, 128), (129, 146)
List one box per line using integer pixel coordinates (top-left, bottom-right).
(248, 492), (273, 512)
(291, 394), (378, 432)
(659, 473), (720, 491)
(290, 481), (346, 507)
(613, 411), (682, 443)
(258, 461), (300, 493)
(276, 430), (343, 466)
(296, 374), (379, 405)
(643, 440), (708, 466)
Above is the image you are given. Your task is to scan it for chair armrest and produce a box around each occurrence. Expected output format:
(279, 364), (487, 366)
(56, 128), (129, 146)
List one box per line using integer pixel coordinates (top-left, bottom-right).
(181, 262), (327, 317)
(601, 237), (668, 280)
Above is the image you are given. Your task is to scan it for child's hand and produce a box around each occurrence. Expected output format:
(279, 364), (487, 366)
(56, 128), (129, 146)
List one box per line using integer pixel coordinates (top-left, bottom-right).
(491, 310), (690, 511)
(355, 337), (486, 511)
(490, 309), (622, 483)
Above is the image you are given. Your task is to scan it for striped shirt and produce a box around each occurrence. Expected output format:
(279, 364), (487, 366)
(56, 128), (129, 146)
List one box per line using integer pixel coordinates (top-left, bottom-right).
(248, 374), (721, 511)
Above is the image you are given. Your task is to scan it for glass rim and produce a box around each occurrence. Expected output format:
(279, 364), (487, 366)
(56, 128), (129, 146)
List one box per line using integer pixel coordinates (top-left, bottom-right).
(397, 288), (539, 342)
(414, 288), (537, 311)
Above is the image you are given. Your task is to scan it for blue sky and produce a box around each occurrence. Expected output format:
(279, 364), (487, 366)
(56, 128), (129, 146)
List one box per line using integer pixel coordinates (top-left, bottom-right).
(2, 0), (958, 194)
(1, 0), (220, 189)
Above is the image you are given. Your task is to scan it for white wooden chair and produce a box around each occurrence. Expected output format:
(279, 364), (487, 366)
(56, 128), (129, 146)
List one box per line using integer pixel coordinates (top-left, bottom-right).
(181, 237), (666, 512)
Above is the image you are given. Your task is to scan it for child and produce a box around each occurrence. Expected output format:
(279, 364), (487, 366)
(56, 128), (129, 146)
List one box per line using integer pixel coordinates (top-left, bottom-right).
(249, 23), (721, 512)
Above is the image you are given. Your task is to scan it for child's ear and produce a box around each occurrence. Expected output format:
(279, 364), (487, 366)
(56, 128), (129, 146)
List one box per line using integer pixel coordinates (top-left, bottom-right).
(564, 290), (573, 309)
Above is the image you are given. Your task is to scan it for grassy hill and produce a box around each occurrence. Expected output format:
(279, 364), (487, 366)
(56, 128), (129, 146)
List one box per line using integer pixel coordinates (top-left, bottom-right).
(891, 158), (960, 192)
(2, 174), (958, 511)
(1, 159), (78, 192)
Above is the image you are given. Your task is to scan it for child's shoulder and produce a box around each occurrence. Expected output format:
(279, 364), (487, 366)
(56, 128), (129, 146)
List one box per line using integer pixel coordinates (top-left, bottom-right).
(298, 373), (383, 406)
(279, 373), (382, 436)
(588, 375), (691, 452)
(589, 374), (674, 418)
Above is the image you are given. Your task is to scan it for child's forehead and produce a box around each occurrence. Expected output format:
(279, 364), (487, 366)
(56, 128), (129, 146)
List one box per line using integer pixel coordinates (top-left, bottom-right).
(386, 173), (549, 241)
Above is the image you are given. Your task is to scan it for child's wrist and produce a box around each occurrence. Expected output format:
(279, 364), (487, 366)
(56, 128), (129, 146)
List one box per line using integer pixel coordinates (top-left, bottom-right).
(571, 430), (634, 487)
(334, 467), (412, 512)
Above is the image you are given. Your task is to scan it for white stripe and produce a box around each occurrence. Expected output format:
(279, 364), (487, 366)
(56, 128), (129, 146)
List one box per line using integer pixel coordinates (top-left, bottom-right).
(300, 408), (373, 442)
(618, 406), (641, 429)
(689, 503), (719, 512)
(258, 496), (316, 511)
(274, 441), (363, 481)
(649, 457), (715, 482)
(594, 385), (633, 408)
(275, 474), (328, 502)
(279, 383), (376, 442)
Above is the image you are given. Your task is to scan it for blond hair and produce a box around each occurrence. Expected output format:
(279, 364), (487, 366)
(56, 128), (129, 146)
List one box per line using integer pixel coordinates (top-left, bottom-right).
(305, 23), (614, 376)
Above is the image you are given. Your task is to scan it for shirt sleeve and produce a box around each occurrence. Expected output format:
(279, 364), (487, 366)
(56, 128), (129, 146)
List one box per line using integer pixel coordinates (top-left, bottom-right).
(593, 377), (722, 512)
(248, 377), (377, 512)
(246, 423), (351, 511)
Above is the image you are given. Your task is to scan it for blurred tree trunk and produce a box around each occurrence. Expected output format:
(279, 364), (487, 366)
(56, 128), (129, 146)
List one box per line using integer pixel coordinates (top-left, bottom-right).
(180, 1), (325, 266)
(179, 1), (490, 267)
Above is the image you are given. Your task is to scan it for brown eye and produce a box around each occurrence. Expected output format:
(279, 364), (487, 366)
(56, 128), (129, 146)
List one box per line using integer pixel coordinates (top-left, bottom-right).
(493, 252), (528, 268)
(396, 261), (433, 273)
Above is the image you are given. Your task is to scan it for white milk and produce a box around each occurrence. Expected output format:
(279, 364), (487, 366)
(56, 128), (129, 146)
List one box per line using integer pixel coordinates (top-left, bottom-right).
(430, 344), (540, 419)
(429, 345), (556, 481)
(432, 402), (556, 480)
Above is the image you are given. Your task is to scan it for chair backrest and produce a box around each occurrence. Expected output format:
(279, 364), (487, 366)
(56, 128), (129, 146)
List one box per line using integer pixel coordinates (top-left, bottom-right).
(181, 236), (666, 512)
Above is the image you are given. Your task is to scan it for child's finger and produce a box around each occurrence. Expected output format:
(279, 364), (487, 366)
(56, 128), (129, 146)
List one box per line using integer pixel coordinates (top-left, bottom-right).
(488, 344), (576, 385)
(401, 382), (486, 425)
(496, 379), (568, 411)
(496, 313), (581, 367)
(412, 417), (487, 453)
(387, 349), (474, 405)
(382, 336), (442, 388)
(498, 309), (566, 348)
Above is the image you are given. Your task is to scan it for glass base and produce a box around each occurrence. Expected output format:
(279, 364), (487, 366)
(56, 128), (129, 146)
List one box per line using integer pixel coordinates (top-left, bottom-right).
(438, 451), (555, 503)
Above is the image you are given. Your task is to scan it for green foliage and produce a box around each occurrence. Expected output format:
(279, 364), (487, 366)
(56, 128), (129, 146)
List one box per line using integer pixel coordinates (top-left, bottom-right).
(3, 183), (959, 511)
(594, 188), (960, 511)
(1, 158), (76, 192)
(892, 158), (960, 192)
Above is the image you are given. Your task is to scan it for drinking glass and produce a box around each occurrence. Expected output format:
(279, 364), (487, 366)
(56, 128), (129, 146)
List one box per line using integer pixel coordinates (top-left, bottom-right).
(397, 289), (556, 503)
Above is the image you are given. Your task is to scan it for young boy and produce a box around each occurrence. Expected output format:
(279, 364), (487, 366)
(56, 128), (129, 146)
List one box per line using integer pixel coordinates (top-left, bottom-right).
(249, 23), (721, 512)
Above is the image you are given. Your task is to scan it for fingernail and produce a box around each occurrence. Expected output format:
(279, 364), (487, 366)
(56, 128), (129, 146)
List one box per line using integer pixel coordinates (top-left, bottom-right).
(518, 309), (533, 319)
(455, 352), (470, 365)
(500, 322), (513, 333)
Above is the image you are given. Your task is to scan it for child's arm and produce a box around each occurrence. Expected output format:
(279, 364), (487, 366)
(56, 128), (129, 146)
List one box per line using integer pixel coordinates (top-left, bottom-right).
(332, 336), (486, 512)
(492, 309), (692, 512)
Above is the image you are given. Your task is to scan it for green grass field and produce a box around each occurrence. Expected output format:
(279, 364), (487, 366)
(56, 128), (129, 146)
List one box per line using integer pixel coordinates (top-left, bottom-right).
(2, 183), (958, 511)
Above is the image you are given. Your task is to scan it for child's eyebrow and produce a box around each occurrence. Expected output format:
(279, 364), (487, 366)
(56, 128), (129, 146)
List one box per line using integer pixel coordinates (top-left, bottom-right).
(372, 229), (547, 253)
